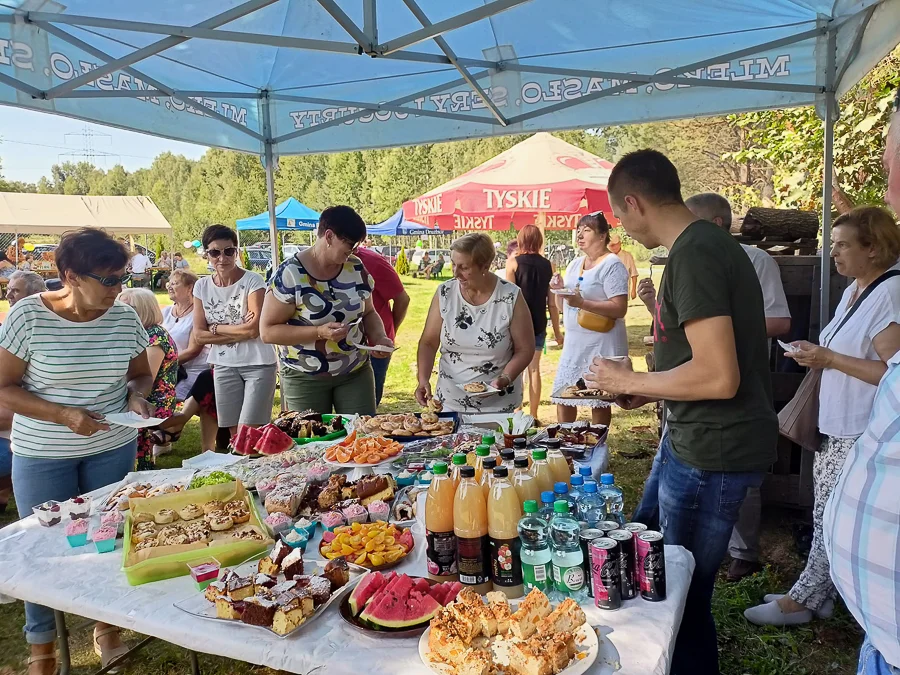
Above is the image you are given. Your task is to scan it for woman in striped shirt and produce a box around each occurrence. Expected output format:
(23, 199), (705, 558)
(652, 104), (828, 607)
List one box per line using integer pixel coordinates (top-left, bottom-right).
(0, 228), (155, 675)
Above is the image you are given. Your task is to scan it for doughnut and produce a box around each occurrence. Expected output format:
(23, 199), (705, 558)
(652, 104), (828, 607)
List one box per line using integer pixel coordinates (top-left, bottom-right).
(207, 511), (234, 532)
(154, 509), (178, 524)
(202, 500), (224, 515)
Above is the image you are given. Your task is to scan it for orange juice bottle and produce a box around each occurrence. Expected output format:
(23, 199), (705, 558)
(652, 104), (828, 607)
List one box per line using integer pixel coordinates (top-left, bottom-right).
(529, 449), (555, 495)
(513, 457), (542, 507)
(487, 466), (524, 598)
(513, 437), (532, 468)
(545, 439), (571, 487)
(425, 462), (458, 581)
(481, 434), (500, 458)
(450, 453), (468, 490)
(500, 449), (516, 471)
(480, 457), (498, 501)
(473, 445), (491, 483)
(454, 465), (492, 594)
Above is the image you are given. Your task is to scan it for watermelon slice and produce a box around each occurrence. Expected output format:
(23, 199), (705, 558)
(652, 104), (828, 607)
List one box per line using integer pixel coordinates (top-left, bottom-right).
(255, 424), (294, 455)
(360, 574), (414, 625)
(231, 425), (263, 455)
(444, 581), (463, 604)
(404, 591), (440, 623)
(413, 578), (431, 594)
(428, 584), (448, 606)
(397, 529), (414, 552)
(348, 572), (386, 616)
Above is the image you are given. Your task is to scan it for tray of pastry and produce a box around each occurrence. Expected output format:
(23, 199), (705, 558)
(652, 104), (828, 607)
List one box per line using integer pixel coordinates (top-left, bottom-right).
(174, 544), (362, 638)
(356, 412), (459, 442)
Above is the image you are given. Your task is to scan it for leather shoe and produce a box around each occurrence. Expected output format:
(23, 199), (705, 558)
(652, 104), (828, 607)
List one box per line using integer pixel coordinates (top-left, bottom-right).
(727, 558), (762, 582)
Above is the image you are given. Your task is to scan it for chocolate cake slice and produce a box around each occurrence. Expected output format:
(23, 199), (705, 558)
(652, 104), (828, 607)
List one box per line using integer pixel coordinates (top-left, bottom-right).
(240, 596), (277, 627)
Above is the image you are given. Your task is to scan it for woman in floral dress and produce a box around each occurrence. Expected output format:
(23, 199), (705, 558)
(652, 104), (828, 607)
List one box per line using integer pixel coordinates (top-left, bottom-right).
(416, 233), (535, 413)
(119, 288), (179, 469)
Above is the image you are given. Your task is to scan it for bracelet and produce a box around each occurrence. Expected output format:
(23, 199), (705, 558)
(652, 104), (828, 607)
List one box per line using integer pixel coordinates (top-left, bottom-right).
(498, 373), (512, 387)
(211, 323), (218, 335)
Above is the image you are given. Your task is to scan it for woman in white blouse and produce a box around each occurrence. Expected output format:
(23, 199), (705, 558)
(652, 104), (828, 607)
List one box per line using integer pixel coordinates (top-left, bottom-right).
(746, 206), (900, 627)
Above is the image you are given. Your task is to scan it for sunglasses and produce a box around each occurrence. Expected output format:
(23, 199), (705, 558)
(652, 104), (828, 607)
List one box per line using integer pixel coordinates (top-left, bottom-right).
(207, 247), (237, 259)
(85, 272), (131, 287)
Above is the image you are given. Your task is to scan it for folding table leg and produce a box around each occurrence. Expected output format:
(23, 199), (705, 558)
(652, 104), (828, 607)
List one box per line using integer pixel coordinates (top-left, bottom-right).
(54, 611), (71, 675)
(189, 650), (201, 675)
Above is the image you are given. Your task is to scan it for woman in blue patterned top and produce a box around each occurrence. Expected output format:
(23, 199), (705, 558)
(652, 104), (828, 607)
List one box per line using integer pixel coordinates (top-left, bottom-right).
(261, 206), (393, 415)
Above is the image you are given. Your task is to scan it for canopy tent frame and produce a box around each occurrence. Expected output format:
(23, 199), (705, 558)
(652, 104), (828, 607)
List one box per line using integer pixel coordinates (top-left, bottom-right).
(0, 0), (890, 308)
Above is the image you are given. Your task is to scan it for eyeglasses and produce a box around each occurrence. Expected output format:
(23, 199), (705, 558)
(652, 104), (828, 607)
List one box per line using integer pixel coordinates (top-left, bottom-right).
(337, 235), (360, 253)
(207, 247), (237, 259)
(85, 272), (131, 287)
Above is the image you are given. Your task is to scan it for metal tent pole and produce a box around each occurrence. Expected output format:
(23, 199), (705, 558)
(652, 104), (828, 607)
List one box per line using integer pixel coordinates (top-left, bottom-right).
(820, 28), (837, 322)
(262, 93), (279, 268)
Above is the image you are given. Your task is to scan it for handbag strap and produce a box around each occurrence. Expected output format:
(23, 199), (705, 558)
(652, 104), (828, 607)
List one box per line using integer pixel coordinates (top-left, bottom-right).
(821, 270), (900, 346)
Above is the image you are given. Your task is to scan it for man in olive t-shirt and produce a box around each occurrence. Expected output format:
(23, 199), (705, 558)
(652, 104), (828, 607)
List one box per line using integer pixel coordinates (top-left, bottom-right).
(586, 150), (777, 675)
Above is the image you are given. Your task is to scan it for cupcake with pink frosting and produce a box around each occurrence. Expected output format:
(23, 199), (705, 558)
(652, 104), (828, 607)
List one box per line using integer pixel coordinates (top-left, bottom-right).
(305, 464), (330, 484)
(342, 502), (369, 525)
(65, 519), (89, 547)
(366, 500), (390, 522)
(264, 512), (293, 535)
(100, 510), (125, 536)
(92, 526), (118, 553)
(320, 511), (345, 531)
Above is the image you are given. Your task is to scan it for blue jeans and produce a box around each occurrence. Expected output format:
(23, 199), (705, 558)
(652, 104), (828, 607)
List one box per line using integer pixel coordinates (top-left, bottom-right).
(370, 353), (392, 408)
(0, 437), (11, 478)
(630, 435), (663, 530)
(657, 435), (763, 675)
(859, 639), (900, 674)
(13, 440), (138, 644)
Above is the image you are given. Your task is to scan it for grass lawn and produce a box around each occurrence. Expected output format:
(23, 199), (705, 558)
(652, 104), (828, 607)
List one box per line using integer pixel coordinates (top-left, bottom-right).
(0, 278), (862, 674)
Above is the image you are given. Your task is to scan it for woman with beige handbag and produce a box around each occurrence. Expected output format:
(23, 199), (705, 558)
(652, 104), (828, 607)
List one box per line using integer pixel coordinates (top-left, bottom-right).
(745, 206), (900, 627)
(550, 212), (629, 426)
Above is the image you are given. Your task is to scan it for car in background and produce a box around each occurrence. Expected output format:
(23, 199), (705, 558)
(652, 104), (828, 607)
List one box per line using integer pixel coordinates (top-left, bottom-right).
(370, 245), (402, 265)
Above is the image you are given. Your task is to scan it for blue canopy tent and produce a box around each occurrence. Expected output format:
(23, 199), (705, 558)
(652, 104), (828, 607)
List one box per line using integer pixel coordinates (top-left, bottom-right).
(0, 0), (898, 314)
(235, 197), (319, 231)
(368, 209), (434, 236)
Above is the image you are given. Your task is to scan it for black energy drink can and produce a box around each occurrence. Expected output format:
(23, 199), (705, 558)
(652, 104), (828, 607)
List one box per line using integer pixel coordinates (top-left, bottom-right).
(589, 537), (622, 610)
(579, 528), (605, 598)
(636, 530), (666, 602)
(607, 529), (637, 600)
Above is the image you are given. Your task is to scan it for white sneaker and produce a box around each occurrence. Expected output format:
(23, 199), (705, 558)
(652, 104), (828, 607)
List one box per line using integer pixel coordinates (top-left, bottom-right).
(152, 443), (172, 459)
(744, 600), (812, 626)
(762, 594), (834, 619)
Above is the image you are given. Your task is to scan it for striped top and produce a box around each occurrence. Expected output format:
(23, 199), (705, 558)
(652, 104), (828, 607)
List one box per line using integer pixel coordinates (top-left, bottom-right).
(0, 295), (149, 459)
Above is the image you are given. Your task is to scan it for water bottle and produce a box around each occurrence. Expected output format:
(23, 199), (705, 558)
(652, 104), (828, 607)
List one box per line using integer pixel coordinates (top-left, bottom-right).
(518, 500), (552, 592)
(548, 501), (587, 601)
(578, 466), (592, 480)
(598, 473), (625, 526)
(553, 482), (577, 513)
(539, 491), (556, 522)
(577, 481), (605, 528)
(569, 475), (584, 505)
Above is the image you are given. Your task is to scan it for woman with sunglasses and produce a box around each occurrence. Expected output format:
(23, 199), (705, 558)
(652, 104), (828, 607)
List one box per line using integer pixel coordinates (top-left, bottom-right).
(0, 228), (154, 675)
(261, 205), (393, 415)
(192, 225), (276, 435)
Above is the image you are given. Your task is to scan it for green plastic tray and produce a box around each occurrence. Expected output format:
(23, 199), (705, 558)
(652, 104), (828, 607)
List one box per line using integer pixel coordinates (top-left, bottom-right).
(292, 414), (348, 445)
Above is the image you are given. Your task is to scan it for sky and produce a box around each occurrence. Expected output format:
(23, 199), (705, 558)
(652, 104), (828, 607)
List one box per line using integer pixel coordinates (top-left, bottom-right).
(0, 106), (209, 184)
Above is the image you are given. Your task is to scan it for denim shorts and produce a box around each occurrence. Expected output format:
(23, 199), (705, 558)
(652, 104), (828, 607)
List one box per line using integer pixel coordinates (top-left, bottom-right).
(535, 332), (546, 350)
(0, 437), (10, 478)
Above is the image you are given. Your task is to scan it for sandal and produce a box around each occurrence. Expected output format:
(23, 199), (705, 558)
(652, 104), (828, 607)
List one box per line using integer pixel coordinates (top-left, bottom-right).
(26, 653), (58, 675)
(93, 627), (129, 674)
(150, 428), (180, 445)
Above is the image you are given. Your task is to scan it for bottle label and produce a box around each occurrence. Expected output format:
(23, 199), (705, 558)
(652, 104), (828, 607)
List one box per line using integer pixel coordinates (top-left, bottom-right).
(425, 529), (458, 577)
(457, 535), (490, 586)
(522, 560), (551, 591)
(489, 536), (523, 588)
(553, 563), (585, 593)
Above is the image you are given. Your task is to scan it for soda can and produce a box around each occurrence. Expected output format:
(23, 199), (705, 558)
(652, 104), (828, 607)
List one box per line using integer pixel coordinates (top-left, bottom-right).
(636, 530), (666, 601)
(589, 538), (622, 610)
(595, 520), (620, 535)
(624, 522), (648, 586)
(579, 528), (605, 598)
(607, 529), (637, 600)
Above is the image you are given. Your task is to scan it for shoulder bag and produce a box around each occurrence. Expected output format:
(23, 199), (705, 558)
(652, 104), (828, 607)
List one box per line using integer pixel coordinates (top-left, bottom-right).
(576, 257), (616, 333)
(778, 270), (900, 451)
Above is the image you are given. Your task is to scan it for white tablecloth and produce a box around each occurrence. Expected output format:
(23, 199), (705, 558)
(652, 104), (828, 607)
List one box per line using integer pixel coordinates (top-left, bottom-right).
(0, 486), (694, 675)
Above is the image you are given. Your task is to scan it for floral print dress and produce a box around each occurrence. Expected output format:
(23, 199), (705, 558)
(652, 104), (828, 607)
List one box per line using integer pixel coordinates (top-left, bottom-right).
(136, 324), (179, 470)
(435, 278), (523, 413)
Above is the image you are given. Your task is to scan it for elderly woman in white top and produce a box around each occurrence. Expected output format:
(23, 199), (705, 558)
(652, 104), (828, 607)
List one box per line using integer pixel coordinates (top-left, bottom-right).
(746, 206), (900, 627)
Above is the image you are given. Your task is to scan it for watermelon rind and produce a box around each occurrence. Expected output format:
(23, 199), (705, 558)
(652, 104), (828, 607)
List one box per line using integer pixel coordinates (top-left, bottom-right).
(348, 571), (386, 616)
(359, 575), (440, 629)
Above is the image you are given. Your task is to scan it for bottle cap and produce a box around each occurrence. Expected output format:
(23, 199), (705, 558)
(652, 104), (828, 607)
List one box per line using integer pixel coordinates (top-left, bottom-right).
(514, 457), (529, 468)
(545, 438), (562, 449)
(553, 500), (570, 513)
(460, 466), (475, 478)
(500, 449), (515, 461)
(483, 457), (498, 470)
(523, 500), (538, 514)
(532, 449), (547, 461)
(492, 466), (509, 478)
(570, 475), (584, 486)
(432, 462), (448, 475)
(601, 473), (614, 485)
(475, 445), (490, 457)
(578, 466), (592, 477)
(451, 453), (467, 466)
(481, 434), (496, 445)
(583, 481), (598, 493)
(540, 490), (555, 504)
(512, 438), (528, 449)
(554, 482), (568, 494)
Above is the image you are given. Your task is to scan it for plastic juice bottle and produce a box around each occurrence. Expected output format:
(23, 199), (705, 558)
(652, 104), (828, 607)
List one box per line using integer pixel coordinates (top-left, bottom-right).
(480, 457), (498, 501)
(539, 490), (556, 521)
(545, 439), (570, 487)
(518, 499), (552, 593)
(549, 500), (587, 601)
(500, 449), (516, 471)
(425, 462), (458, 581)
(513, 457), (542, 507)
(529, 449), (555, 495)
(513, 437), (531, 468)
(474, 445), (491, 483)
(450, 453), (468, 490)
(487, 466), (524, 598)
(454, 465), (492, 594)
(482, 434), (500, 458)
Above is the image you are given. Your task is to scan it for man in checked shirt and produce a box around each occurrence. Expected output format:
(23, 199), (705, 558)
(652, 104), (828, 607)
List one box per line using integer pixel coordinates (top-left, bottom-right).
(824, 87), (900, 675)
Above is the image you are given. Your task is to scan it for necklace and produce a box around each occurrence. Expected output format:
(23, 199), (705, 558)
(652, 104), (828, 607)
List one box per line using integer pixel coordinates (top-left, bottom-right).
(172, 303), (192, 322)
